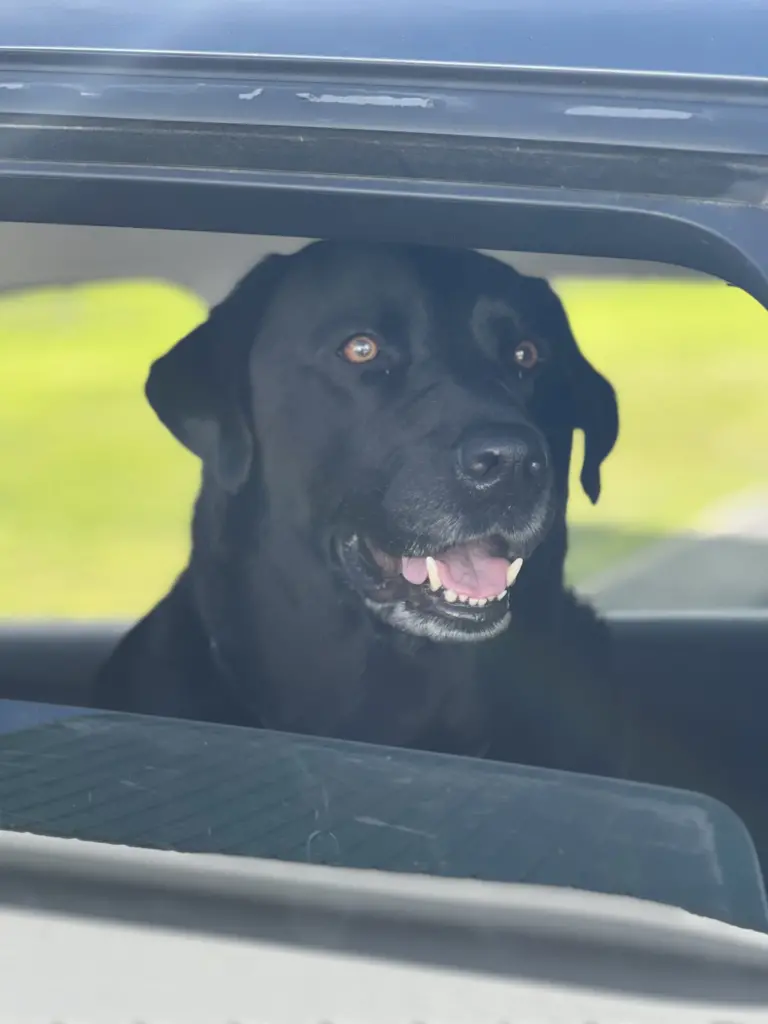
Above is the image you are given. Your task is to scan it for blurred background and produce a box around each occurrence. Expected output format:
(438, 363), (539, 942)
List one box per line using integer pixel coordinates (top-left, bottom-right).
(1, 225), (767, 619)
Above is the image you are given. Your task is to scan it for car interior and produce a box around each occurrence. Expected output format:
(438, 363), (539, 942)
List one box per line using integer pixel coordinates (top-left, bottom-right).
(1, 213), (768, 932)
(4, 3), (768, 1018)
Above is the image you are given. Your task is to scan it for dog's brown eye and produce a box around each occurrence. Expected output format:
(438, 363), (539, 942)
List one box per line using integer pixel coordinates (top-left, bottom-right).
(341, 335), (379, 364)
(512, 340), (539, 370)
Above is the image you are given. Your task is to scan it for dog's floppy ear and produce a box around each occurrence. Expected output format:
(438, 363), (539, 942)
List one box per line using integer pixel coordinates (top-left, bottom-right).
(528, 276), (619, 504)
(571, 351), (619, 504)
(145, 254), (289, 493)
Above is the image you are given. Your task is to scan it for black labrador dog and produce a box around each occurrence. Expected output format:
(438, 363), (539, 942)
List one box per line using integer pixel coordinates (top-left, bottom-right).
(93, 241), (623, 776)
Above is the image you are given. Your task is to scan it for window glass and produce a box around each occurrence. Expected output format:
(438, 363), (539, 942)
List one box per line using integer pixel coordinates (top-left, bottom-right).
(1, 257), (766, 619)
(561, 277), (768, 612)
(0, 279), (202, 617)
(0, 234), (766, 931)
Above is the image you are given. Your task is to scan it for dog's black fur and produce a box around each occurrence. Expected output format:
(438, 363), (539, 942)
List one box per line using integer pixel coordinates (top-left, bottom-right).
(93, 241), (624, 776)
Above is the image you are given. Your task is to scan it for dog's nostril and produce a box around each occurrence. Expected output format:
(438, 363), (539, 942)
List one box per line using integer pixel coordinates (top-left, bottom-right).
(457, 427), (549, 490)
(466, 450), (502, 480)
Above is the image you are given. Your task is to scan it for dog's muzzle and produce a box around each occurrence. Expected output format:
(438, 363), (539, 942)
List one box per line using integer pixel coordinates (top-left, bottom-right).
(334, 423), (553, 642)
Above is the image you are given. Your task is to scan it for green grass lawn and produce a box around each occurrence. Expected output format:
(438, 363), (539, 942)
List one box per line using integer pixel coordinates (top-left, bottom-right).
(559, 279), (768, 582)
(0, 274), (767, 617)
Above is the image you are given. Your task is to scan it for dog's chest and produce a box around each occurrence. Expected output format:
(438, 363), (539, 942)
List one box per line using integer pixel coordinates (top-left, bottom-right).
(349, 641), (490, 756)
(250, 625), (489, 756)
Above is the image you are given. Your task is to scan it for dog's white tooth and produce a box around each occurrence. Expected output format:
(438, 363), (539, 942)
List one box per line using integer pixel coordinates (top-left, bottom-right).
(457, 593), (469, 603)
(444, 589), (458, 603)
(468, 598), (479, 607)
(496, 591), (507, 601)
(506, 558), (524, 587)
(426, 556), (442, 592)
(477, 597), (487, 607)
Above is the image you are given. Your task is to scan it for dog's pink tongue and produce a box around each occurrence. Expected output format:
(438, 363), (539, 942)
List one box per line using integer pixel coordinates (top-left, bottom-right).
(401, 558), (429, 586)
(401, 542), (509, 599)
(436, 543), (509, 598)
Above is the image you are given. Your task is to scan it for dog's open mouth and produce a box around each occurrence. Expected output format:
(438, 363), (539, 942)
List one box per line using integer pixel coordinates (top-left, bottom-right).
(336, 533), (525, 641)
(398, 543), (522, 605)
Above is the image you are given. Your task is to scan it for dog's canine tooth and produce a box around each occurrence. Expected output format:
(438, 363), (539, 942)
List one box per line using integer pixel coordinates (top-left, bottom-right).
(444, 589), (458, 603)
(506, 558), (524, 587)
(426, 556), (442, 592)
(496, 590), (507, 601)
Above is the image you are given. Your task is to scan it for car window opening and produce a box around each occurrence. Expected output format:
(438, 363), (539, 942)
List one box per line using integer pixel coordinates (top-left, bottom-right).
(0, 224), (766, 934)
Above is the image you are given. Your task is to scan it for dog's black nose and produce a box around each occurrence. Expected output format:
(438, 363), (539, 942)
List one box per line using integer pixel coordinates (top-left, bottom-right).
(456, 427), (549, 491)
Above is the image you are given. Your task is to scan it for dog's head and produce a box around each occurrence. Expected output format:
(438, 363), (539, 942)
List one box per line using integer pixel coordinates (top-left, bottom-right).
(147, 242), (618, 643)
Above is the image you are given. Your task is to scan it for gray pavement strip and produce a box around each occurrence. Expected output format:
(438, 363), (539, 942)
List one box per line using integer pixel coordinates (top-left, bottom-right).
(579, 490), (768, 613)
